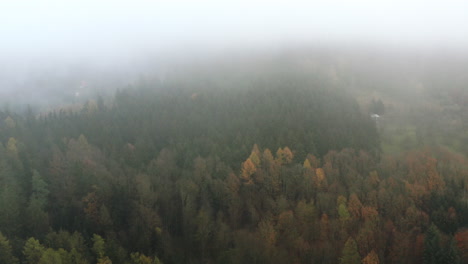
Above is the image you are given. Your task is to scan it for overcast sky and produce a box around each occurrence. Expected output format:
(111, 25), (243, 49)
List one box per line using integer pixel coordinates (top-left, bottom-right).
(1, 0), (468, 60)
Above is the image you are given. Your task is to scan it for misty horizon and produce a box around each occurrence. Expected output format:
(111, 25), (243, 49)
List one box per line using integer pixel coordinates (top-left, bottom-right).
(2, 1), (468, 59)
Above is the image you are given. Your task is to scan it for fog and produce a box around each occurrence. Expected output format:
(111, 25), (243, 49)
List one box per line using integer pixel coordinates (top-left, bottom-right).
(3, 1), (468, 55)
(1, 4), (468, 261)
(1, 1), (468, 107)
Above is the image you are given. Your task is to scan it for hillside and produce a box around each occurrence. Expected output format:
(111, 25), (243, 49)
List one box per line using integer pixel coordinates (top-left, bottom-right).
(0, 69), (467, 264)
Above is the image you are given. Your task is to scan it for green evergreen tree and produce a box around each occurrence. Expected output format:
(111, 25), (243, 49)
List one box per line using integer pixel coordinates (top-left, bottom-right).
(23, 237), (46, 264)
(25, 171), (50, 236)
(440, 238), (460, 264)
(38, 248), (64, 264)
(0, 232), (19, 264)
(424, 224), (442, 264)
(338, 204), (351, 221)
(92, 234), (106, 259)
(340, 237), (361, 264)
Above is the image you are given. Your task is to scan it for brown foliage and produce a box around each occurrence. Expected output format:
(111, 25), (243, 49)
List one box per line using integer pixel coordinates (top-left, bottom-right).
(314, 168), (327, 189)
(82, 188), (100, 224)
(241, 158), (256, 184)
(348, 194), (363, 219)
(455, 229), (468, 263)
(306, 154), (321, 168)
(320, 213), (330, 241)
(361, 207), (379, 222)
(362, 250), (379, 264)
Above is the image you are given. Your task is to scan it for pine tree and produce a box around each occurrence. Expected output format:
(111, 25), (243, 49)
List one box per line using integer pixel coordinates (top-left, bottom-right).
(340, 237), (361, 264)
(92, 234), (106, 259)
(440, 238), (460, 264)
(23, 237), (46, 264)
(424, 224), (442, 264)
(0, 232), (19, 264)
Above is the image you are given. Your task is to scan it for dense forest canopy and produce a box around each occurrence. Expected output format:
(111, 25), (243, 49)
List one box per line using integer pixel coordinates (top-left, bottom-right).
(0, 51), (467, 264)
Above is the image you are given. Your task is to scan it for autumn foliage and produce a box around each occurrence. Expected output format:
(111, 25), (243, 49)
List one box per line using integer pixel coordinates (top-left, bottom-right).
(0, 82), (465, 264)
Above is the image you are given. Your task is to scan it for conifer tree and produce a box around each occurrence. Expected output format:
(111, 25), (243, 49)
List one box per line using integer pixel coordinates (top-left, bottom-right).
(424, 224), (442, 264)
(23, 237), (46, 264)
(340, 237), (361, 264)
(0, 232), (19, 264)
(241, 158), (256, 184)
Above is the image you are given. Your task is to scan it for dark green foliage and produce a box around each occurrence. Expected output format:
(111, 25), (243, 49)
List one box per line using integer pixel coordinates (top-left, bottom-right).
(424, 224), (462, 264)
(0, 73), (465, 264)
(424, 224), (443, 264)
(441, 238), (461, 264)
(0, 232), (19, 264)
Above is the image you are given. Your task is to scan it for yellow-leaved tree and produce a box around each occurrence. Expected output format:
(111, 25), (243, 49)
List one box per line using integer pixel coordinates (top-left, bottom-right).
(241, 158), (256, 184)
(276, 147), (293, 165)
(249, 144), (261, 167)
(362, 250), (379, 264)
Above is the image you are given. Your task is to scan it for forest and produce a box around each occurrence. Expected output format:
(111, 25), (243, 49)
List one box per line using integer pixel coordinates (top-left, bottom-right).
(0, 55), (467, 264)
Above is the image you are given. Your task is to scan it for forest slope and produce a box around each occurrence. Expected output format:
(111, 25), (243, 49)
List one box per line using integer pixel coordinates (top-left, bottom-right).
(0, 73), (466, 264)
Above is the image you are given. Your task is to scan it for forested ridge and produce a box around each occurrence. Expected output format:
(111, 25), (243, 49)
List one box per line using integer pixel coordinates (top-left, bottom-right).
(0, 73), (467, 264)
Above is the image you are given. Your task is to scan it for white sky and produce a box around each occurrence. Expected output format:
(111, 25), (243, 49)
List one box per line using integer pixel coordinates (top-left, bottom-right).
(1, 0), (468, 58)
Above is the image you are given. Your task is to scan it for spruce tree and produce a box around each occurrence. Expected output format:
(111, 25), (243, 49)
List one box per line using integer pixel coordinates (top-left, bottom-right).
(340, 237), (361, 264)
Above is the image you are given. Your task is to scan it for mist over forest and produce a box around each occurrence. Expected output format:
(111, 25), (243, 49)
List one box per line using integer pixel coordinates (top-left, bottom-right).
(0, 2), (467, 264)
